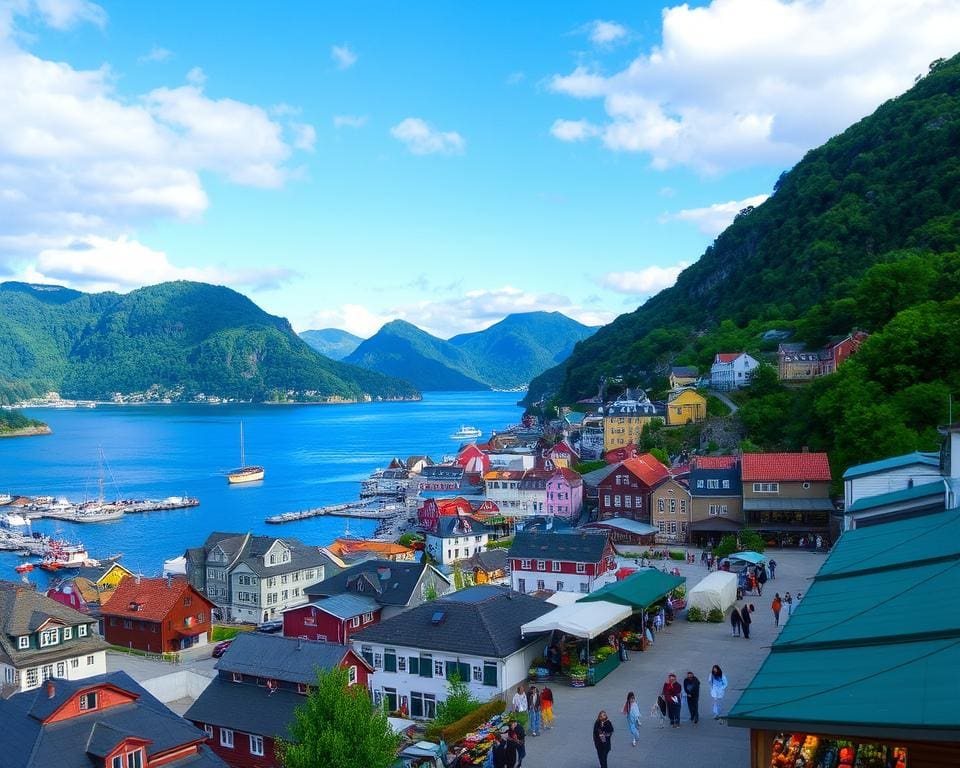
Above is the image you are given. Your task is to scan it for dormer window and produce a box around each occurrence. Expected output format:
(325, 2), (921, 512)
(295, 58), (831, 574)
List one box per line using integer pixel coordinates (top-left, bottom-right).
(78, 624), (88, 637)
(79, 691), (97, 711)
(18, 636), (28, 649)
(39, 628), (59, 647)
(63, 626), (73, 640)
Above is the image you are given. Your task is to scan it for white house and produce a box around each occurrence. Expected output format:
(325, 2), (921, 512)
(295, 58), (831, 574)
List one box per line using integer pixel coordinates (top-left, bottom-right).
(709, 352), (760, 390)
(507, 531), (618, 595)
(842, 450), (947, 530)
(424, 516), (490, 567)
(350, 586), (553, 718)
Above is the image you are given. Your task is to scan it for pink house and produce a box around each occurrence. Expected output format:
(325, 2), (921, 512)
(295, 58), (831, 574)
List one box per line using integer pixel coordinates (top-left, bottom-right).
(546, 467), (584, 519)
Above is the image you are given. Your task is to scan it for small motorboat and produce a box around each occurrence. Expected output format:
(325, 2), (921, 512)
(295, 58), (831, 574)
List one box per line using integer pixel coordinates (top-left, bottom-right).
(14, 563), (33, 573)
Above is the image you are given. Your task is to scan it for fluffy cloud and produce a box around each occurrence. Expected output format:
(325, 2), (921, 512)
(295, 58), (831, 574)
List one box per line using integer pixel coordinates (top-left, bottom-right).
(301, 286), (613, 338)
(550, 0), (960, 173)
(598, 262), (689, 296)
(390, 118), (465, 155)
(30, 0), (105, 30)
(333, 114), (368, 129)
(661, 193), (770, 235)
(550, 118), (600, 142)
(291, 122), (316, 151)
(138, 45), (172, 64)
(331, 44), (357, 70)
(585, 20), (627, 46)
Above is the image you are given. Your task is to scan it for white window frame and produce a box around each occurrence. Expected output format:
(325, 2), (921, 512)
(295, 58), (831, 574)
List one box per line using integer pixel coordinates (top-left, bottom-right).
(18, 636), (28, 649)
(249, 734), (264, 756)
(753, 482), (780, 493)
(348, 665), (358, 685)
(78, 624), (88, 637)
(204, 724), (213, 738)
(536, 560), (546, 571)
(63, 626), (73, 641)
(552, 561), (561, 572)
(39, 628), (59, 648)
(219, 728), (234, 748)
(576, 562), (586, 574)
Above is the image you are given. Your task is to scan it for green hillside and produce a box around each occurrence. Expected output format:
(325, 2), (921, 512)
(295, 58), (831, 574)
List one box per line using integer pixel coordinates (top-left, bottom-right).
(526, 53), (960, 473)
(0, 281), (418, 403)
(299, 328), (363, 360)
(345, 312), (597, 391)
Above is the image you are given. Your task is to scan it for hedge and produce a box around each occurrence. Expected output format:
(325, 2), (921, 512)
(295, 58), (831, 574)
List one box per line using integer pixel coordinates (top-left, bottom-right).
(425, 698), (506, 743)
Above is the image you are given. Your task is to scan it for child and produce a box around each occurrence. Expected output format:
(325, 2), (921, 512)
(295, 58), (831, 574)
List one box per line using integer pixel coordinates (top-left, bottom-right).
(651, 694), (667, 728)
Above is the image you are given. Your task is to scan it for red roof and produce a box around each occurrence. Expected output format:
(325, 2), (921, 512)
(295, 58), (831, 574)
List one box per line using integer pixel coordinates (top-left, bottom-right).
(741, 452), (832, 482)
(693, 456), (738, 470)
(620, 453), (671, 487)
(436, 497), (473, 516)
(715, 353), (739, 363)
(102, 576), (211, 622)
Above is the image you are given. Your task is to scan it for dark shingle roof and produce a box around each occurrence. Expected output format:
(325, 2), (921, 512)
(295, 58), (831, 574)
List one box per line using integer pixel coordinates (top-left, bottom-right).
(185, 676), (300, 741)
(467, 548), (507, 573)
(304, 560), (446, 607)
(351, 585), (553, 657)
(431, 516), (490, 539)
(215, 633), (357, 684)
(508, 531), (611, 563)
(0, 671), (222, 768)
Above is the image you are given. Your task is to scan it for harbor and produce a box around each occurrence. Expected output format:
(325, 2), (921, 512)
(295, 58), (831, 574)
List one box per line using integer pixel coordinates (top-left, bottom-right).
(265, 499), (404, 524)
(6, 495), (200, 523)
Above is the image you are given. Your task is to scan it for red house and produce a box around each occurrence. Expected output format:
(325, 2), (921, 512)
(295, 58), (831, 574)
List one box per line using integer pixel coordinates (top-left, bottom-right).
(597, 453), (671, 522)
(456, 443), (490, 476)
(282, 593), (381, 644)
(821, 330), (869, 375)
(545, 439), (579, 468)
(507, 530), (618, 595)
(186, 633), (371, 768)
(102, 576), (214, 653)
(418, 496), (474, 531)
(604, 444), (638, 464)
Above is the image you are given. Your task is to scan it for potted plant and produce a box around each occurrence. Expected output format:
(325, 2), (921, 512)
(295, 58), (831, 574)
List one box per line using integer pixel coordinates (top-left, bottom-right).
(568, 664), (588, 687)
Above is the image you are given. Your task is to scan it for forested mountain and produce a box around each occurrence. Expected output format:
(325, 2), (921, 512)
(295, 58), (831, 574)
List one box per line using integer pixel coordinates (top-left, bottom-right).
(526, 53), (960, 473)
(299, 328), (363, 360)
(0, 281), (418, 403)
(345, 312), (597, 391)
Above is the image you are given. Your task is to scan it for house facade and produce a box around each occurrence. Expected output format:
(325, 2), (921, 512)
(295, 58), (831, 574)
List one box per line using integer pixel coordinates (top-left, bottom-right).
(351, 586), (553, 719)
(778, 332), (869, 381)
(669, 366), (699, 390)
(507, 530), (617, 594)
(545, 467), (583, 519)
(603, 397), (659, 451)
(1, 671), (226, 768)
(483, 469), (548, 518)
(415, 465), (466, 493)
(649, 478), (693, 542)
(741, 453), (833, 543)
(282, 593), (381, 644)
(417, 496), (474, 531)
(666, 389), (706, 426)
(841, 450), (945, 531)
(0, 582), (108, 694)
(187, 633), (370, 768)
(545, 440), (579, 469)
(425, 515), (490, 566)
(597, 453), (671, 521)
(102, 577), (214, 653)
(710, 352), (760, 390)
(688, 456), (744, 544)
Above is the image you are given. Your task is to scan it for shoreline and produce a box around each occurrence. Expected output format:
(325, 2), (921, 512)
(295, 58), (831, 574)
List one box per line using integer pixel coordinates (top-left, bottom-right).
(0, 425), (52, 438)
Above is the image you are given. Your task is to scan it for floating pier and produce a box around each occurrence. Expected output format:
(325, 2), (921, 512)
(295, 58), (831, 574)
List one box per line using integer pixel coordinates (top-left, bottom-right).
(265, 500), (404, 524)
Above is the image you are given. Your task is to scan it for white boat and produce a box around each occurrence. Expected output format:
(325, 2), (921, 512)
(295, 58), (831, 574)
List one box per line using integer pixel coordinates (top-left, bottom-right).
(0, 511), (29, 527)
(62, 504), (125, 523)
(0, 493), (12, 506)
(450, 425), (482, 440)
(227, 421), (264, 484)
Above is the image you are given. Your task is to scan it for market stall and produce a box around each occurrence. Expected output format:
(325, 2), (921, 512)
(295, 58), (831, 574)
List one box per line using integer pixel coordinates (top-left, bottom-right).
(687, 571), (738, 614)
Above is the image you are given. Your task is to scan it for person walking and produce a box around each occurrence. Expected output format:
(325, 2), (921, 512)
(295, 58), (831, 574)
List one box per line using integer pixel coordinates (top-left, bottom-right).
(730, 605), (742, 637)
(709, 665), (728, 719)
(757, 564), (767, 596)
(623, 691), (641, 746)
(683, 671), (701, 724)
(771, 593), (782, 627)
(593, 710), (614, 768)
(662, 673), (682, 728)
(527, 685), (541, 736)
(490, 733), (508, 768)
(541, 686), (554, 730)
(740, 603), (754, 639)
(784, 591), (793, 616)
(507, 719), (526, 768)
(769, 558), (777, 579)
(511, 685), (527, 714)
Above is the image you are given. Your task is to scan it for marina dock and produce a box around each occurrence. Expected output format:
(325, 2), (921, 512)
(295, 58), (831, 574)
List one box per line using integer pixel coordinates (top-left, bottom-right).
(15, 496), (200, 524)
(265, 500), (404, 524)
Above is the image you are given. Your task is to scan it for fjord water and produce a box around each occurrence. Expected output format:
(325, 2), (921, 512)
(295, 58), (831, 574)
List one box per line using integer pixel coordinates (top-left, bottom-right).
(0, 392), (522, 582)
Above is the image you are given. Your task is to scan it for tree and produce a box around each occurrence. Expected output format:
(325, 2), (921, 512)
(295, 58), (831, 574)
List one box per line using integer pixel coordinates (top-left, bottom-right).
(434, 673), (480, 727)
(650, 447), (670, 466)
(278, 667), (400, 768)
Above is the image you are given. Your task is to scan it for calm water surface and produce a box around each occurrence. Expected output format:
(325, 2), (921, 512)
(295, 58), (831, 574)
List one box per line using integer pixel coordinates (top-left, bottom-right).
(0, 392), (523, 584)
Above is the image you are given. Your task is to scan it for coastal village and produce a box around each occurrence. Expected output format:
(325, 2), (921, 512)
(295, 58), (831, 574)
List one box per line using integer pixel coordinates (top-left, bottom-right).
(0, 341), (955, 768)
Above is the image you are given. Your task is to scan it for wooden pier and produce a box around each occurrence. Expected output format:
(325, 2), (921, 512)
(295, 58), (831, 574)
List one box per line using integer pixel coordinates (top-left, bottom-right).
(265, 500), (404, 525)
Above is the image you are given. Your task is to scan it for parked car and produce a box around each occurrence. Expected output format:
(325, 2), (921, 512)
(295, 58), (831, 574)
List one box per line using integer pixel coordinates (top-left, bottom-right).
(211, 639), (233, 658)
(256, 620), (283, 634)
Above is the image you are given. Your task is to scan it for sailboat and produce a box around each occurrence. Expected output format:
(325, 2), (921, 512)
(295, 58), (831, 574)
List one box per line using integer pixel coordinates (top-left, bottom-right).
(227, 421), (264, 484)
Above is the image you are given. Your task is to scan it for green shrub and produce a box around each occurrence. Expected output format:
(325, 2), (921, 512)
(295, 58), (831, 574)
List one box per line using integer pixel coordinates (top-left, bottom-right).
(425, 699), (506, 743)
(707, 608), (724, 623)
(672, 585), (686, 599)
(211, 625), (251, 641)
(486, 538), (513, 550)
(433, 675), (480, 728)
(669, 551), (685, 561)
(686, 606), (705, 622)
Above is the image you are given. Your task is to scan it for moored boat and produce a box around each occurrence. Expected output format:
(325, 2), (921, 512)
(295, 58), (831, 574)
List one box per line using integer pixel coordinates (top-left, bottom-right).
(449, 425), (482, 440)
(227, 421), (264, 484)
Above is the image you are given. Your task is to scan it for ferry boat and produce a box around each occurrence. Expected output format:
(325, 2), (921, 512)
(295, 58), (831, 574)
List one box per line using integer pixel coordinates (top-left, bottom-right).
(39, 540), (91, 570)
(227, 421), (264, 484)
(449, 425), (482, 440)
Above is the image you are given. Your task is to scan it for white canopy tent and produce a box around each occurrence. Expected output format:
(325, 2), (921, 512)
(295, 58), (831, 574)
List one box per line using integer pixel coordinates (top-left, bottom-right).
(520, 600), (631, 639)
(546, 591), (583, 607)
(687, 571), (739, 614)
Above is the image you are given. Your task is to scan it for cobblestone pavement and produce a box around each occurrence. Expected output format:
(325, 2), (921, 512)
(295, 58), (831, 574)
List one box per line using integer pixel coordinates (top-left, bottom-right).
(522, 549), (826, 768)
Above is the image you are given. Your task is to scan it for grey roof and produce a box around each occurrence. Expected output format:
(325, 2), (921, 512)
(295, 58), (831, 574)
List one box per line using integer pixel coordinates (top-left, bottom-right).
(0, 582), (106, 669)
(431, 515), (490, 539)
(419, 465), (465, 480)
(508, 530), (611, 563)
(185, 676), (300, 741)
(291, 593), (379, 620)
(671, 366), (698, 377)
(215, 632), (358, 684)
(467, 548), (507, 573)
(305, 559), (447, 607)
(351, 585), (553, 657)
(580, 464), (617, 488)
(585, 518), (659, 535)
(195, 532), (337, 579)
(742, 498), (834, 511)
(0, 671), (223, 768)
(689, 467), (742, 497)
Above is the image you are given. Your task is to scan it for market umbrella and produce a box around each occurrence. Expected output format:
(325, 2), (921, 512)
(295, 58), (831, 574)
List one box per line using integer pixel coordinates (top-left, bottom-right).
(730, 551), (766, 565)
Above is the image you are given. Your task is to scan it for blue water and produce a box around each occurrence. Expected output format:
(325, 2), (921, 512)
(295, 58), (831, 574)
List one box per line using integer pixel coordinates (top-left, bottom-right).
(0, 392), (523, 584)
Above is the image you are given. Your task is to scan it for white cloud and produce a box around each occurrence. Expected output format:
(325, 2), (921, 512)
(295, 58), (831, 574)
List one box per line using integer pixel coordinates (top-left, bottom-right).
(291, 122), (316, 151)
(585, 20), (628, 46)
(138, 45), (172, 64)
(185, 66), (206, 86)
(331, 44), (357, 70)
(550, 118), (600, 142)
(333, 114), (368, 129)
(300, 286), (613, 337)
(550, 0), (960, 173)
(661, 193), (770, 236)
(390, 118), (465, 156)
(599, 262), (689, 296)
(32, 0), (105, 29)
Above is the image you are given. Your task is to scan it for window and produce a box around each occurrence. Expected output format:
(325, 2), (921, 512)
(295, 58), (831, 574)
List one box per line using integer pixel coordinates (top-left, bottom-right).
(197, 612), (205, 623)
(669, 522), (678, 534)
(298, 683), (310, 694)
(482, 660), (498, 686)
(113, 756), (123, 768)
(556, 581), (564, 591)
(63, 626), (73, 640)
(305, 569), (315, 580)
(603, 494), (610, 507)
(579, 583), (589, 593)
(250, 735), (264, 756)
(361, 645), (374, 665)
(722, 480), (731, 489)
(520, 559), (531, 569)
(374, 652), (383, 670)
(204, 724), (213, 738)
(383, 687), (398, 712)
(753, 482), (779, 493)
(41, 665), (53, 681)
(184, 596), (192, 606)
(281, 574), (288, 584)
(397, 656), (407, 673)
(536, 560), (546, 571)
(220, 728), (234, 748)
(232, 672), (242, 683)
(78, 624), (88, 637)
(472, 665), (483, 682)
(576, 562), (586, 574)
(18, 636), (28, 650)
(79, 691), (97, 711)
(536, 579), (545, 591)
(270, 554), (277, 565)
(410, 691), (437, 719)
(282, 590), (289, 600)
(434, 659), (444, 677)
(517, 578), (526, 593)
(40, 628), (59, 647)
(71, 658), (79, 669)
(348, 665), (358, 685)
(552, 561), (561, 572)
(419, 654), (433, 678)
(26, 668), (39, 688)
(706, 479), (720, 489)
(802, 482), (811, 489)
(292, 588), (300, 597)
(384, 648), (397, 672)
(127, 750), (143, 768)
(614, 495), (621, 506)
(680, 500), (687, 514)
(624, 495), (632, 508)
(123, 620), (132, 629)
(350, 616), (361, 628)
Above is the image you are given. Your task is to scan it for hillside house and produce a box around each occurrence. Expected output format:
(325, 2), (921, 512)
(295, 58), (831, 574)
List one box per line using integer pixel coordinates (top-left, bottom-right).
(418, 496), (474, 531)
(425, 515), (490, 566)
(597, 453), (671, 521)
(666, 389), (706, 426)
(669, 366), (699, 390)
(603, 396), (659, 451)
(688, 456), (744, 545)
(710, 352), (759, 390)
(649, 477), (693, 542)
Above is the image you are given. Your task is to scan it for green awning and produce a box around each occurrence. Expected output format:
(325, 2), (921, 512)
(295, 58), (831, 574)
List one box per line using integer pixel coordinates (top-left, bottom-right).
(580, 569), (685, 610)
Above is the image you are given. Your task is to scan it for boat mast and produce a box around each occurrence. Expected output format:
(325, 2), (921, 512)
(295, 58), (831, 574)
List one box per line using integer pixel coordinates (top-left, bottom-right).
(240, 422), (245, 469)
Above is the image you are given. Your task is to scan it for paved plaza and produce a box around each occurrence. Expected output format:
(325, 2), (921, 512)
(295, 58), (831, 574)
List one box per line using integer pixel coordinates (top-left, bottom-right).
(522, 549), (826, 768)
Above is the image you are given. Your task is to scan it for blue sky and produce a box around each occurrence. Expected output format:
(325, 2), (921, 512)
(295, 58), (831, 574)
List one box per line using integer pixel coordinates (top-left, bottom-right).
(0, 1), (956, 337)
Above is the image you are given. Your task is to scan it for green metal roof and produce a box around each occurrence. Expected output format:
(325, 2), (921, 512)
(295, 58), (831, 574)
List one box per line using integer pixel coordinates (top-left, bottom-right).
(841, 451), (939, 480)
(727, 507), (960, 737)
(846, 480), (944, 513)
(580, 569), (684, 609)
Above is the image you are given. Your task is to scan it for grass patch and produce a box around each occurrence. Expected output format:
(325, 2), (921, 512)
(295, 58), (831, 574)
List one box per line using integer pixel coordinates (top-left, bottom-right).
(212, 625), (254, 641)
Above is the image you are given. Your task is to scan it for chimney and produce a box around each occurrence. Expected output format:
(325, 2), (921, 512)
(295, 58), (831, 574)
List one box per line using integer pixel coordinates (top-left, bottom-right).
(46, 680), (55, 699)
(167, 574), (173, 589)
(135, 573), (141, 585)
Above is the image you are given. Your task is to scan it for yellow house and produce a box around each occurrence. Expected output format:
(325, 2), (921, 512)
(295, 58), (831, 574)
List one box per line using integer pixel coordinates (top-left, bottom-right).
(669, 366), (699, 390)
(72, 562), (134, 606)
(603, 399), (659, 451)
(666, 389), (707, 426)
